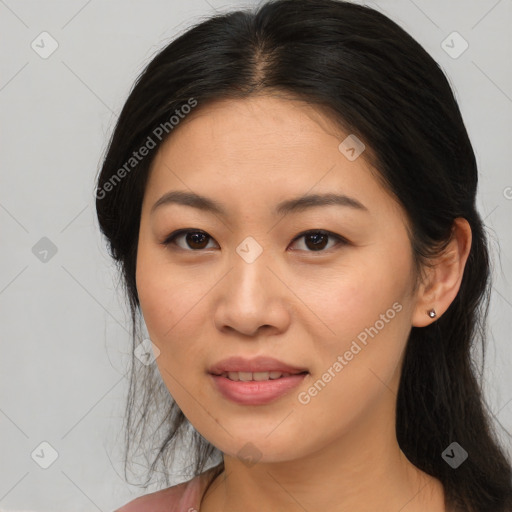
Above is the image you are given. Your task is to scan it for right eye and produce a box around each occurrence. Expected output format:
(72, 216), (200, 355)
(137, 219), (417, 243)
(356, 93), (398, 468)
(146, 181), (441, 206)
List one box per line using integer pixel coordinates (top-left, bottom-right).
(161, 229), (218, 251)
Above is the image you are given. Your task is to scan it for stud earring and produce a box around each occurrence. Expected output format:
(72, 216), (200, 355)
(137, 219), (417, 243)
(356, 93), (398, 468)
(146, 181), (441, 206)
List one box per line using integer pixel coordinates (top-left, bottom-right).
(427, 309), (437, 318)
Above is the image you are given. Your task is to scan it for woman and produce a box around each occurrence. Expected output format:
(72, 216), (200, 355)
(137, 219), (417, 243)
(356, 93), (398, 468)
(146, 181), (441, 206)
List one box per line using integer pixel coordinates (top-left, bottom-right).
(95, 0), (512, 510)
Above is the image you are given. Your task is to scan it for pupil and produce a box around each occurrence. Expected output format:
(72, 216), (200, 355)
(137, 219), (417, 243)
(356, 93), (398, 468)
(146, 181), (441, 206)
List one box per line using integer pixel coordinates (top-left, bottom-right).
(307, 233), (327, 251)
(188, 232), (207, 249)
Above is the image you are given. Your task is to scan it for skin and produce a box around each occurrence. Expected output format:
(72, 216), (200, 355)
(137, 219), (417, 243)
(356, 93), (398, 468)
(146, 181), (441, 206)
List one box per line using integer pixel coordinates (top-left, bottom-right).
(135, 94), (472, 512)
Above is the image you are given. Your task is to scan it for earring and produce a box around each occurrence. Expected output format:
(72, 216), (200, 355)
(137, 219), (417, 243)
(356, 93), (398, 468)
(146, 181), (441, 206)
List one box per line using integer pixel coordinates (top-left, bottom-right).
(427, 308), (437, 318)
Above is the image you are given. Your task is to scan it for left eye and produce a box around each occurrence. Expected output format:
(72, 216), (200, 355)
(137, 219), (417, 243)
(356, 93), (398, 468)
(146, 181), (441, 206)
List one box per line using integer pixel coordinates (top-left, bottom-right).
(162, 229), (347, 252)
(290, 230), (347, 252)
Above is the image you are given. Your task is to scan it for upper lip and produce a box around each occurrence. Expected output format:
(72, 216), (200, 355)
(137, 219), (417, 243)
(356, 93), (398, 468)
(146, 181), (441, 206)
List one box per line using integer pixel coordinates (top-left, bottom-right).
(209, 356), (309, 375)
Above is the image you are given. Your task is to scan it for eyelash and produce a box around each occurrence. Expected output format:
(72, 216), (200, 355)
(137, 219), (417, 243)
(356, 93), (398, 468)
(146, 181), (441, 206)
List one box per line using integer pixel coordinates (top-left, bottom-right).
(161, 229), (348, 254)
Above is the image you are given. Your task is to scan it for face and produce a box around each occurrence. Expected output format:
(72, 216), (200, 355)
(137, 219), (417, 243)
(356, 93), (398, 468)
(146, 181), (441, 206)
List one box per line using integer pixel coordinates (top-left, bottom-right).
(136, 94), (421, 463)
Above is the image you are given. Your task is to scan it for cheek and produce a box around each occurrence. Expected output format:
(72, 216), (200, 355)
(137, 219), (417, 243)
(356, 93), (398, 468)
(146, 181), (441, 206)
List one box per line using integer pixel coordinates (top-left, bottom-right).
(136, 239), (189, 330)
(295, 273), (410, 442)
(137, 270), (199, 347)
(136, 256), (172, 338)
(136, 263), (211, 411)
(135, 248), (213, 370)
(307, 262), (404, 338)
(304, 253), (413, 382)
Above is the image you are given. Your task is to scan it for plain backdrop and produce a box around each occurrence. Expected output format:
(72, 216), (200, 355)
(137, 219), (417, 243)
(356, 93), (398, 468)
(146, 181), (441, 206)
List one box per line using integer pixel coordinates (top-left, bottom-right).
(1, 0), (511, 510)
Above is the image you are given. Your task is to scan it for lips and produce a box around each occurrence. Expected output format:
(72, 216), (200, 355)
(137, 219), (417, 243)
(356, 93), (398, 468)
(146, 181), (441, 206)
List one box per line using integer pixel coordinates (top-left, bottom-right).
(208, 355), (309, 376)
(208, 356), (310, 405)
(210, 373), (308, 405)
(219, 370), (302, 382)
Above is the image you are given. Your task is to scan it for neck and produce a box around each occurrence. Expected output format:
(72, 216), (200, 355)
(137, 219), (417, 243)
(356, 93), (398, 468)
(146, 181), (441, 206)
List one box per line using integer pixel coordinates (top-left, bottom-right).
(200, 392), (446, 512)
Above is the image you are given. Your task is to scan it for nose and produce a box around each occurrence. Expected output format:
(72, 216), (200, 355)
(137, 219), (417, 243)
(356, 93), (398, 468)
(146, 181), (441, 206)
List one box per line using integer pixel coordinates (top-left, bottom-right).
(213, 249), (291, 337)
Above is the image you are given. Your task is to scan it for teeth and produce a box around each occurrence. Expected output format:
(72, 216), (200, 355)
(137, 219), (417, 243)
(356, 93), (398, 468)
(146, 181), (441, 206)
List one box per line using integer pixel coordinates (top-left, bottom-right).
(223, 371), (294, 381)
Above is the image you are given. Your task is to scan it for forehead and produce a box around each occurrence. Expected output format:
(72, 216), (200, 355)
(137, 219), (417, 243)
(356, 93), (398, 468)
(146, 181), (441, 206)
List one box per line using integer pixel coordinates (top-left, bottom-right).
(160, 94), (353, 156)
(144, 94), (403, 223)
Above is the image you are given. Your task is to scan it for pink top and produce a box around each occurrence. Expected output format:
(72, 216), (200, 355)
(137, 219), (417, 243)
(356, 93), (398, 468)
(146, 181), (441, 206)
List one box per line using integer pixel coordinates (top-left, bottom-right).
(114, 465), (222, 512)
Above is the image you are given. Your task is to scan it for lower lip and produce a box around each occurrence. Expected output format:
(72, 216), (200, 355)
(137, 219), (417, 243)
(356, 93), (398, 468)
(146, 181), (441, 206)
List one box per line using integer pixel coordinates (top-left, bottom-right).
(209, 373), (308, 405)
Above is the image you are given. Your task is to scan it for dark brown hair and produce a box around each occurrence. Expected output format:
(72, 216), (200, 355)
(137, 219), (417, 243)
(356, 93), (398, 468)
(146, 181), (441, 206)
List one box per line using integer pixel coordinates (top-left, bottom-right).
(95, 1), (512, 510)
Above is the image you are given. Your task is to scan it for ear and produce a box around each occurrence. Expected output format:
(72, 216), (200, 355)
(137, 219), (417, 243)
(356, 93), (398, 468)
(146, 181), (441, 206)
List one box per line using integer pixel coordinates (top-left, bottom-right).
(412, 218), (472, 327)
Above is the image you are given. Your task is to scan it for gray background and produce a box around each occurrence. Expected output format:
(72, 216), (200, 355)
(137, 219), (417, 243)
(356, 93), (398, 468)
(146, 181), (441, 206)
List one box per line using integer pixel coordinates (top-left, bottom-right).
(1, 0), (511, 510)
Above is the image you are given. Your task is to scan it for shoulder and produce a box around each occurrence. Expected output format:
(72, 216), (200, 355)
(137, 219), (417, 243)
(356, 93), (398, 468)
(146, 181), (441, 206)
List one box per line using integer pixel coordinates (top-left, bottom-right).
(113, 465), (223, 512)
(114, 479), (195, 512)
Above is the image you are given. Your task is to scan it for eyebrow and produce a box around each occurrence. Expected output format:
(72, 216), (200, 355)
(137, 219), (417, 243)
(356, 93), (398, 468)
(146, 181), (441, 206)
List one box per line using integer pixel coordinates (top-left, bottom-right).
(150, 190), (368, 216)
